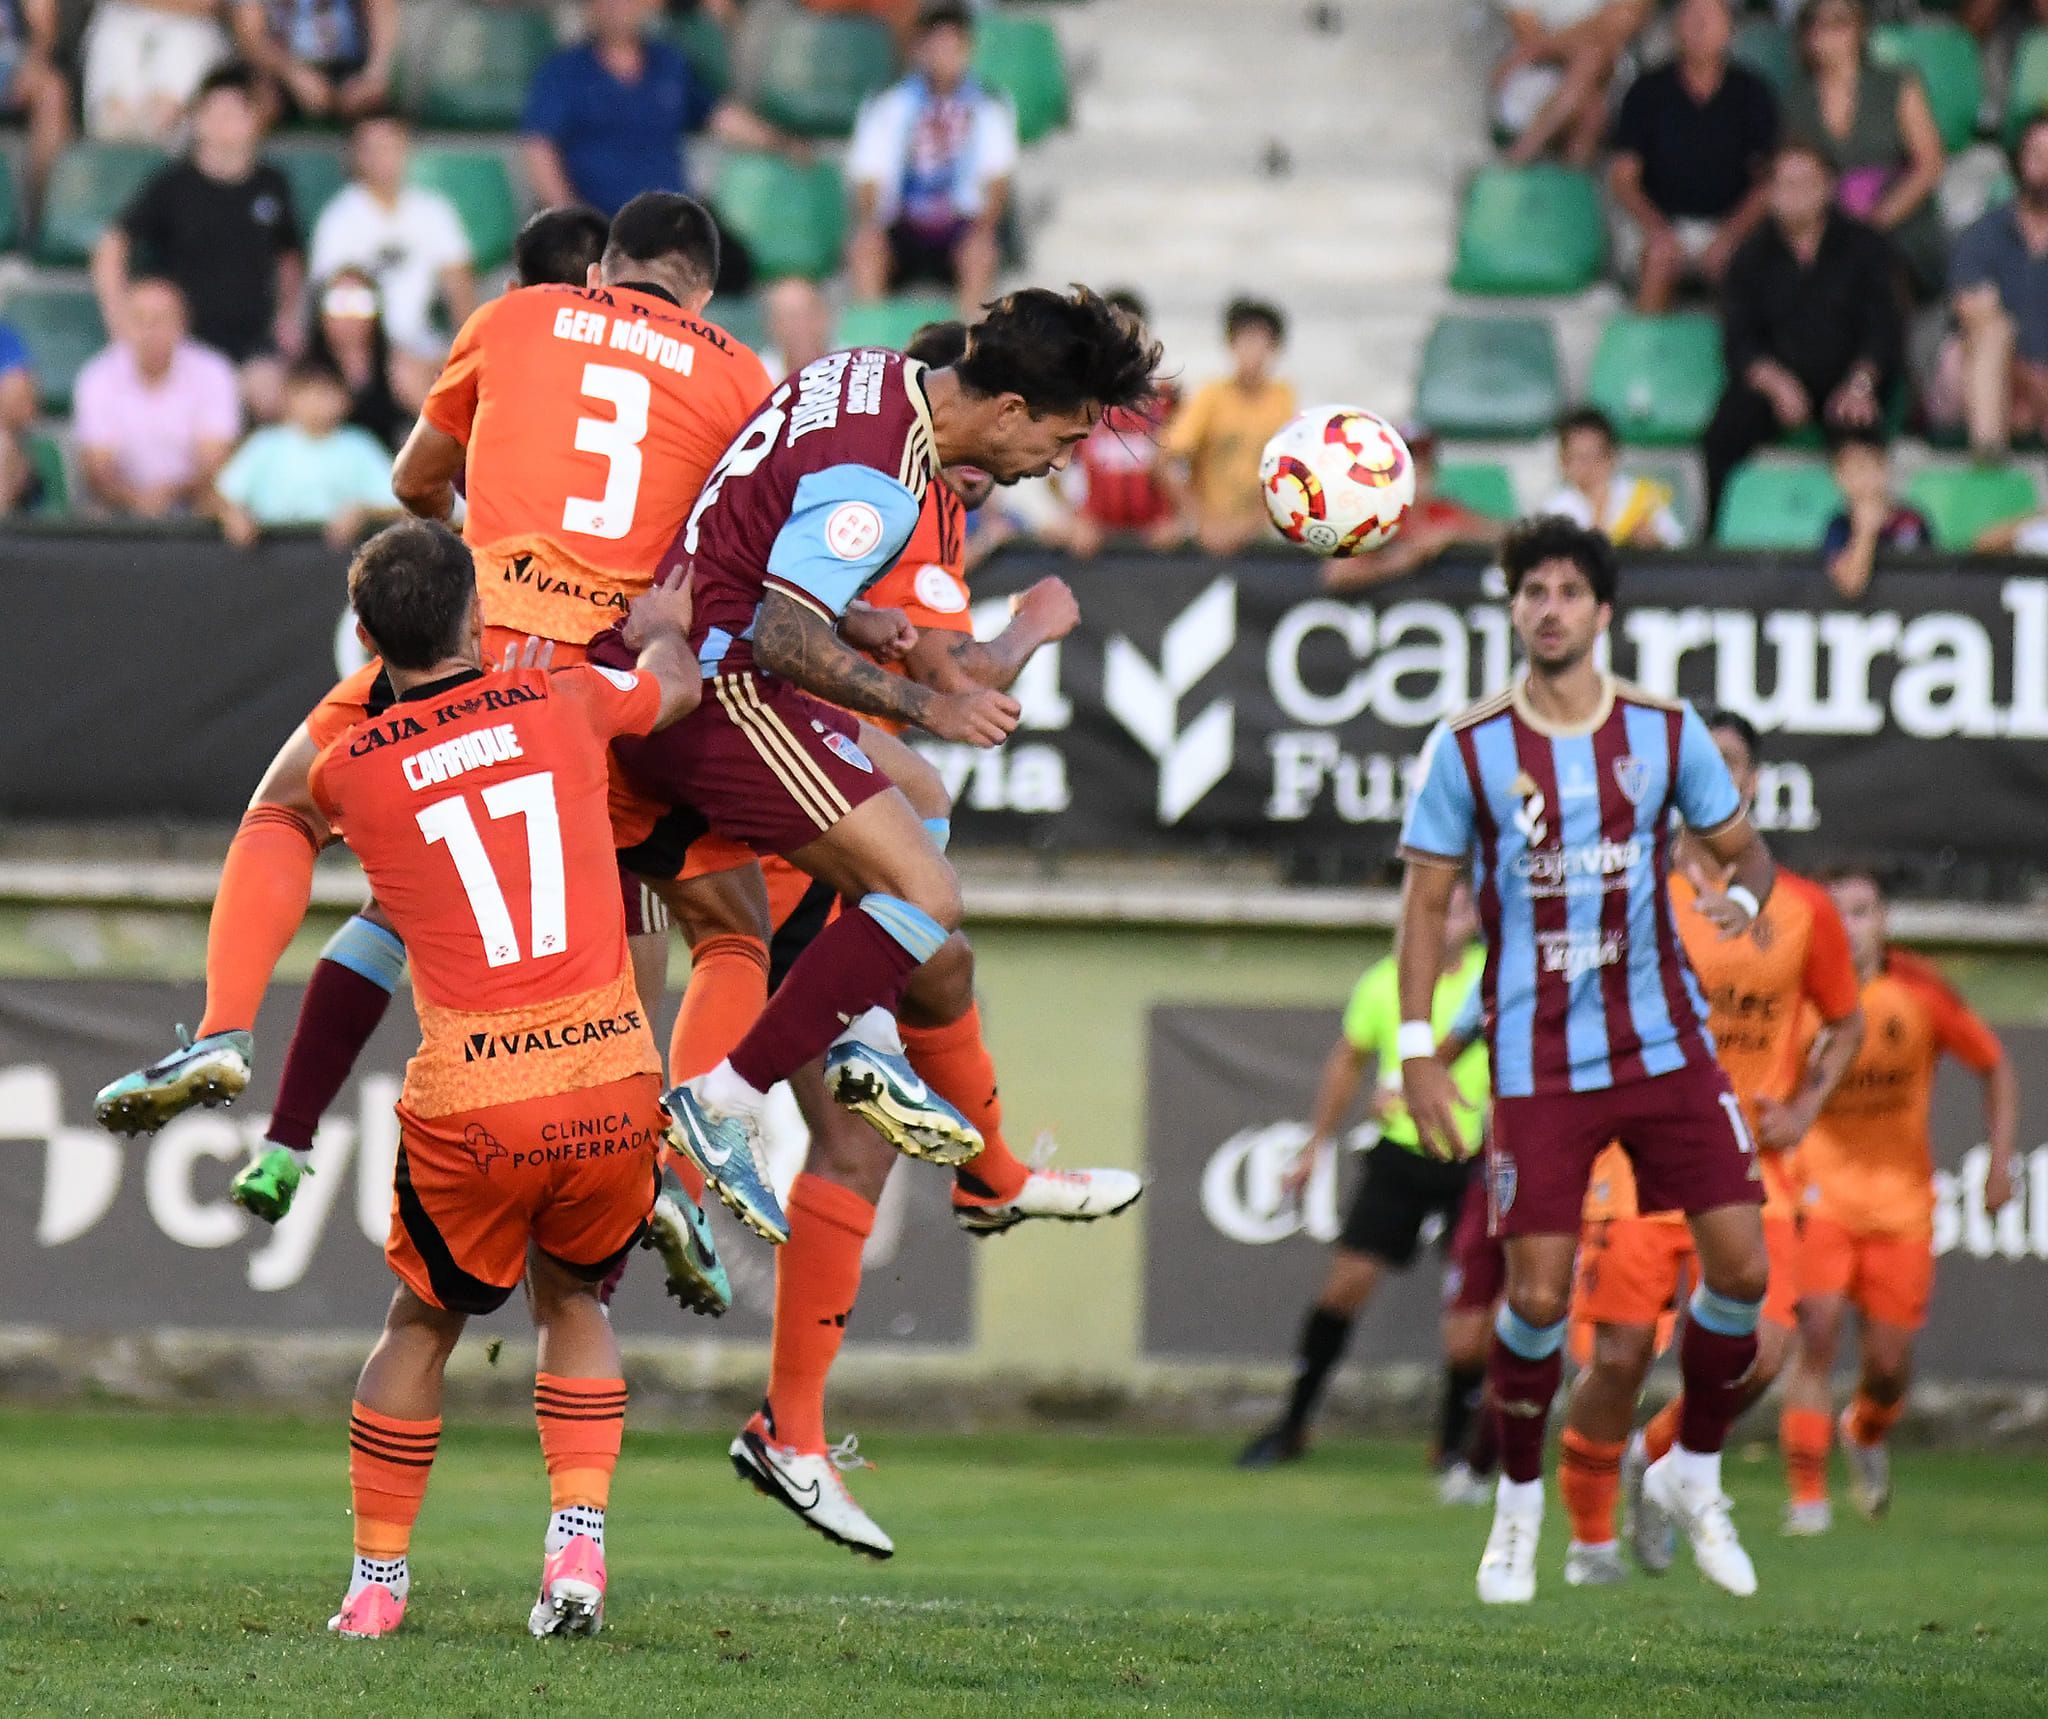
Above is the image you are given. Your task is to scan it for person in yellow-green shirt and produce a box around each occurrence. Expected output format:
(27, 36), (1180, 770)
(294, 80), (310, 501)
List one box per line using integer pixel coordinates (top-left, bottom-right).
(1239, 879), (1497, 1493)
(1159, 297), (1297, 554)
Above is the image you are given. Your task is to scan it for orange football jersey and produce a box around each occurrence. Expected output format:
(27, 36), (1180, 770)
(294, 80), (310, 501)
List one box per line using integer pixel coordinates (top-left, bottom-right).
(309, 663), (665, 1116)
(1801, 951), (2004, 1236)
(855, 480), (971, 735)
(424, 283), (772, 644)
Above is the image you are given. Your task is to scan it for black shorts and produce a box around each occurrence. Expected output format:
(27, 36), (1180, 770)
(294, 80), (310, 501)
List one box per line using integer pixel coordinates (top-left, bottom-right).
(1338, 1141), (1477, 1268)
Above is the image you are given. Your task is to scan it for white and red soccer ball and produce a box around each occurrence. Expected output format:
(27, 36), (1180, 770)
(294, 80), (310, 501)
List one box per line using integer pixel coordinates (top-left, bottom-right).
(1259, 406), (1416, 557)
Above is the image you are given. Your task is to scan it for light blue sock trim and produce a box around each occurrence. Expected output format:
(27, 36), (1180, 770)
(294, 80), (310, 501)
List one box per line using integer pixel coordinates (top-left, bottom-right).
(320, 914), (406, 993)
(860, 893), (948, 963)
(1494, 1304), (1566, 1361)
(923, 816), (952, 853)
(1689, 1284), (1762, 1338)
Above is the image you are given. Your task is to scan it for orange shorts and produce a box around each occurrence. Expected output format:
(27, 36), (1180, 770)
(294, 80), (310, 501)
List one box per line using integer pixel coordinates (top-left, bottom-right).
(1795, 1216), (1934, 1331)
(1573, 1218), (1695, 1331)
(386, 1072), (664, 1314)
(1760, 1213), (1801, 1332)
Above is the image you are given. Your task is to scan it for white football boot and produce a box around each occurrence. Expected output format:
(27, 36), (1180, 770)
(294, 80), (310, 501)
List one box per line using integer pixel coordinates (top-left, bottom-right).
(1477, 1480), (1542, 1604)
(1642, 1452), (1757, 1597)
(730, 1408), (894, 1559)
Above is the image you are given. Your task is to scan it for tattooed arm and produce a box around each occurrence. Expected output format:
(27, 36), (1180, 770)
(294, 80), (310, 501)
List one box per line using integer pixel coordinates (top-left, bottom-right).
(903, 575), (1081, 694)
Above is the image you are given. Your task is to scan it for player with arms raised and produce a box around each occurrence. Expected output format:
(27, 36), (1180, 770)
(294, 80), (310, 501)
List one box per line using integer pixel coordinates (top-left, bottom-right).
(1398, 516), (1777, 1604)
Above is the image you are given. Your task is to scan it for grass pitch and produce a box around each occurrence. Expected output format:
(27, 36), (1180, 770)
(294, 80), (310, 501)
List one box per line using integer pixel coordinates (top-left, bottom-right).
(0, 1410), (2042, 1715)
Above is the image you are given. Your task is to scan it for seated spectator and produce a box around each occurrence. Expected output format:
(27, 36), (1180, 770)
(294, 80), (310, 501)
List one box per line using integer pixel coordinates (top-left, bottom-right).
(1820, 428), (1928, 599)
(212, 358), (397, 548)
(524, 0), (801, 295)
(1782, 0), (1945, 299)
(91, 64), (305, 420)
(759, 276), (834, 380)
(1608, 0), (1776, 313)
(82, 0), (231, 142)
(513, 204), (611, 289)
(1973, 508), (2048, 555)
(1540, 406), (1685, 546)
(1492, 0), (1651, 168)
(847, 3), (1018, 320)
(305, 268), (413, 450)
(1933, 116), (2048, 460)
(232, 0), (396, 124)
(1321, 426), (1507, 592)
(1159, 298), (1297, 557)
(1957, 1), (2048, 39)
(1, 0), (70, 223)
(1042, 290), (1179, 558)
(0, 316), (37, 513)
(74, 276), (241, 518)
(1703, 142), (1902, 527)
(310, 113), (476, 372)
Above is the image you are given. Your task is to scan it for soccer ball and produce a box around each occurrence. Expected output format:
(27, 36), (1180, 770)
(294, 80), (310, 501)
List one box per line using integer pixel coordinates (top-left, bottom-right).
(1259, 406), (1416, 557)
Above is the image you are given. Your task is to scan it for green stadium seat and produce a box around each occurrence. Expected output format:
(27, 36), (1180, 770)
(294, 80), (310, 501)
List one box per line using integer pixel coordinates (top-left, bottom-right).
(1714, 460), (1841, 550)
(1450, 165), (1605, 296)
(408, 148), (520, 271)
(1733, 19), (1795, 93)
(1905, 465), (2041, 549)
(1635, 452), (1702, 543)
(1872, 22), (1982, 154)
(22, 431), (67, 516)
(706, 294), (765, 353)
(713, 151), (845, 280)
(267, 139), (349, 232)
(8, 286), (108, 414)
(654, 9), (732, 94)
(402, 5), (556, 131)
(1436, 461), (1517, 521)
(750, 10), (898, 138)
(0, 156), (18, 254)
(838, 293), (955, 352)
(972, 14), (1069, 143)
(1586, 314), (1725, 447)
(2009, 28), (2048, 144)
(36, 141), (165, 267)
(1415, 315), (1562, 440)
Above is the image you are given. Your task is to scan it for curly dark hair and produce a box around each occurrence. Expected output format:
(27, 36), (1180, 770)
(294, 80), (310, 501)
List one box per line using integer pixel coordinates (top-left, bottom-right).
(348, 521), (477, 671)
(956, 286), (1163, 418)
(1500, 515), (1619, 606)
(904, 319), (970, 368)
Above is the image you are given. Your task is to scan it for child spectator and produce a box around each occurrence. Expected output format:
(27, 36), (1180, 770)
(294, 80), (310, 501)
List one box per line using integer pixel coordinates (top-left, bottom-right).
(1160, 298), (1297, 556)
(212, 358), (397, 548)
(232, 0), (397, 124)
(1323, 426), (1508, 591)
(1540, 406), (1685, 546)
(82, 0), (231, 142)
(1493, 0), (1651, 168)
(1820, 429), (1928, 598)
(1042, 289), (1179, 557)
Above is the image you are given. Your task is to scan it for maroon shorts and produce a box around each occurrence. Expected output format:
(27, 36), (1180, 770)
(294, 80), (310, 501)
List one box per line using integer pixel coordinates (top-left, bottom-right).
(610, 667), (892, 857)
(1486, 1057), (1763, 1238)
(1443, 1166), (1505, 1312)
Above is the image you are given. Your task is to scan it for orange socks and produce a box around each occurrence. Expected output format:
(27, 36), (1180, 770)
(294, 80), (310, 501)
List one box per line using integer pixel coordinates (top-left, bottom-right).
(198, 805), (321, 1037)
(902, 1004), (1030, 1204)
(534, 1374), (626, 1509)
(1781, 1406), (1833, 1506)
(1559, 1429), (1624, 1546)
(766, 1173), (875, 1454)
(347, 1402), (440, 1557)
(1643, 1395), (1683, 1464)
(1846, 1393), (1905, 1449)
(664, 933), (770, 1205)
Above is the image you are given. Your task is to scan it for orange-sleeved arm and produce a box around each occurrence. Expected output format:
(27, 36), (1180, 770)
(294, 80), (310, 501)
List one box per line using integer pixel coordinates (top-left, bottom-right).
(1892, 950), (2005, 1074)
(555, 662), (665, 741)
(1794, 875), (1861, 1023)
(421, 298), (496, 446)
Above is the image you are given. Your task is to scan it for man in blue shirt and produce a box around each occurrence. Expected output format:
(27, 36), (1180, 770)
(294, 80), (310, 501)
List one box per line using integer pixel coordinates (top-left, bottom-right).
(522, 0), (801, 294)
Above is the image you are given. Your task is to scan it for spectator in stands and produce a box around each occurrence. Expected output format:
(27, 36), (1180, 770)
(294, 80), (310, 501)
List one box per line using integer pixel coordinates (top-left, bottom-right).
(1159, 298), (1297, 556)
(0, 0), (69, 223)
(1703, 141), (1903, 528)
(1933, 115), (2048, 461)
(846, 2), (1018, 320)
(91, 64), (305, 421)
(1781, 0), (1946, 299)
(309, 112), (476, 376)
(759, 276), (834, 380)
(513, 204), (611, 288)
(1607, 0), (1777, 313)
(82, 0), (230, 142)
(523, 0), (799, 295)
(1956, 1), (2048, 40)
(1492, 0), (1651, 168)
(232, 0), (397, 124)
(74, 276), (241, 519)
(0, 317), (37, 514)
(1972, 508), (2048, 554)
(212, 358), (397, 548)
(1040, 290), (1180, 558)
(1820, 428), (1928, 599)
(305, 268), (413, 450)
(1320, 426), (1506, 592)
(1540, 406), (1685, 546)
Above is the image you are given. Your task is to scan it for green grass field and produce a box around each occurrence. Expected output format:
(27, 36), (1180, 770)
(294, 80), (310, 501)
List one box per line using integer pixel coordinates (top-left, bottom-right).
(2, 1411), (2043, 1716)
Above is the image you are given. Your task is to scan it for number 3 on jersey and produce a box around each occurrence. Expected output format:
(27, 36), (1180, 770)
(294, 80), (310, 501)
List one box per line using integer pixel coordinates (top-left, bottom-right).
(416, 772), (567, 967)
(562, 363), (651, 541)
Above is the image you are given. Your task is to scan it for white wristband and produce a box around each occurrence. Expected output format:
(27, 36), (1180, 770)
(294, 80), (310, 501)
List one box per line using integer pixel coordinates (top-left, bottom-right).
(1726, 884), (1761, 923)
(1397, 1020), (1436, 1062)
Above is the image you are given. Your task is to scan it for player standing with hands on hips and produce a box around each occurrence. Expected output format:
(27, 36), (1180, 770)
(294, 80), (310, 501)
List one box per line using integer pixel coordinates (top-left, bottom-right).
(1395, 517), (1778, 1605)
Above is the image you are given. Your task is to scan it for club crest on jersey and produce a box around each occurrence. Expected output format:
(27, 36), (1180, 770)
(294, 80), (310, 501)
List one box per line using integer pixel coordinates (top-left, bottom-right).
(1510, 771), (1548, 847)
(820, 729), (875, 773)
(1612, 754), (1651, 805)
(825, 501), (884, 561)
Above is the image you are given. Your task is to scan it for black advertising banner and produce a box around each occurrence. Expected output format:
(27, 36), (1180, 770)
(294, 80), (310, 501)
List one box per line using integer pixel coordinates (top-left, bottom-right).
(1143, 1005), (2048, 1383)
(0, 980), (969, 1343)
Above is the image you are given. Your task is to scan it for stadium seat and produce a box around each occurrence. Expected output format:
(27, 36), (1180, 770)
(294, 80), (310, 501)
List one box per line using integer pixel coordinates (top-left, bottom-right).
(35, 141), (165, 267)
(712, 152), (845, 281)
(401, 5), (556, 131)
(973, 14), (1069, 143)
(267, 139), (348, 230)
(654, 8), (732, 94)
(1713, 460), (1841, 550)
(0, 157), (18, 254)
(1872, 22), (1982, 154)
(706, 294), (765, 353)
(23, 431), (67, 515)
(8, 286), (107, 414)
(750, 10), (898, 138)
(1449, 165), (1605, 297)
(1732, 19), (1794, 92)
(838, 293), (955, 352)
(408, 148), (519, 271)
(1586, 314), (1724, 447)
(1436, 461), (1517, 522)
(2010, 28), (2048, 144)
(1905, 465), (2041, 549)
(1414, 315), (1562, 440)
